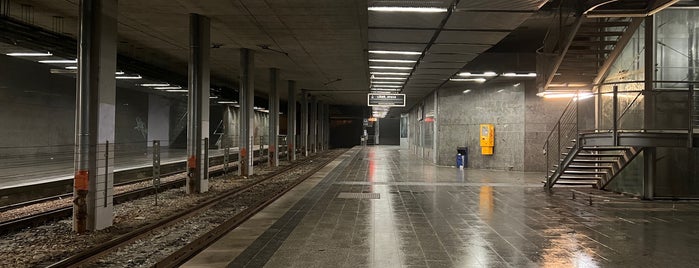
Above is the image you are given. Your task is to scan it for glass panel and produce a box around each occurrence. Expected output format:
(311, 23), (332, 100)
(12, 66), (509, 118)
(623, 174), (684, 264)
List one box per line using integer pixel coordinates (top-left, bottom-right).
(605, 151), (644, 196)
(656, 10), (699, 86)
(654, 147), (699, 198)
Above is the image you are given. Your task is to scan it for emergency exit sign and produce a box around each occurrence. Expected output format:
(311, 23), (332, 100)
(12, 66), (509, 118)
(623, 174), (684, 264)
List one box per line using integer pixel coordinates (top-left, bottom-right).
(367, 93), (406, 107)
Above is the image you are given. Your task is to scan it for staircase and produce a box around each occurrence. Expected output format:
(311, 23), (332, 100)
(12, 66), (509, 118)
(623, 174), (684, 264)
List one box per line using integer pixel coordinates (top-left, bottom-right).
(549, 141), (641, 188)
(539, 16), (642, 91)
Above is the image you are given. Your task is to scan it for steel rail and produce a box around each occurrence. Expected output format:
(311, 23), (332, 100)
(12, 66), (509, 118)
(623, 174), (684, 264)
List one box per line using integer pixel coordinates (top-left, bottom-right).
(0, 153), (279, 233)
(43, 151), (336, 268)
(154, 150), (343, 267)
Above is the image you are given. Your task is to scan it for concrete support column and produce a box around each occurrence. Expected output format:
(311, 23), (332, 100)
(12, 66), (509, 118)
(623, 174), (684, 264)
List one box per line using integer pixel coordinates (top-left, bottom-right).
(268, 68), (279, 167)
(643, 15), (656, 200)
(239, 48), (255, 176)
(310, 96), (317, 153)
(326, 104), (330, 149)
(325, 104), (330, 150)
(186, 14), (210, 194)
(287, 81), (296, 161)
(317, 101), (323, 151)
(73, 0), (117, 232)
(300, 89), (308, 157)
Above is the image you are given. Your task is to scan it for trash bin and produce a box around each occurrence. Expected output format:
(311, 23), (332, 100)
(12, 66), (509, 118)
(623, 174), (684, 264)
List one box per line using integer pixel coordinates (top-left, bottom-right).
(456, 147), (468, 168)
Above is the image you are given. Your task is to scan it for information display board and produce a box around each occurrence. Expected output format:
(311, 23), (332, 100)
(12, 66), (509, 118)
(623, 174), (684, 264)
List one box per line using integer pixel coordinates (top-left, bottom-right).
(367, 93), (406, 107)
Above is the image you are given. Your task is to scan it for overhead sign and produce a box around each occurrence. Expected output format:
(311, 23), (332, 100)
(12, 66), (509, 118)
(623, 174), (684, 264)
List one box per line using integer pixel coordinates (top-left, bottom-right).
(368, 93), (406, 107)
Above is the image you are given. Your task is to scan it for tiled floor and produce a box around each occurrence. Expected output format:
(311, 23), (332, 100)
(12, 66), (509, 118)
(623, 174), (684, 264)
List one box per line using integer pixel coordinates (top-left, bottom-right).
(186, 146), (699, 268)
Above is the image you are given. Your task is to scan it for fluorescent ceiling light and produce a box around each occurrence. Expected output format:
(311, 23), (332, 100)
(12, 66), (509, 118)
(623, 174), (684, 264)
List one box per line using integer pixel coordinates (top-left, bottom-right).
(141, 83), (170, 87)
(370, 72), (410, 76)
(458, 72), (497, 77)
(368, 7), (448, 13)
(371, 81), (404, 84)
(371, 84), (402, 88)
(65, 66), (77, 70)
(503, 72), (536, 77)
(369, 66), (412, 70)
(450, 78), (487, 83)
(368, 50), (421, 55)
(371, 77), (407, 80)
(115, 71), (125, 75)
(154, 86), (182, 90)
(7, 52), (52, 57)
(372, 88), (401, 91)
(210, 96), (219, 99)
(218, 101), (238, 104)
(536, 91), (593, 99)
(548, 82), (589, 88)
(369, 59), (417, 63)
(39, 59), (77, 64)
(462, 89), (471, 94)
(165, 89), (188, 93)
(116, 75), (142, 80)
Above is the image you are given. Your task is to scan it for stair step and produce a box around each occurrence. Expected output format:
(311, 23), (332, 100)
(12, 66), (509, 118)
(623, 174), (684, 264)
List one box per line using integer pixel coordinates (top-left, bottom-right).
(567, 49), (613, 54)
(566, 146), (627, 151)
(581, 146), (630, 151)
(563, 170), (608, 175)
(571, 153), (624, 157)
(580, 22), (631, 28)
(571, 159), (617, 164)
(567, 165), (613, 169)
(555, 179), (599, 186)
(570, 41), (618, 46)
(577, 31), (625, 37)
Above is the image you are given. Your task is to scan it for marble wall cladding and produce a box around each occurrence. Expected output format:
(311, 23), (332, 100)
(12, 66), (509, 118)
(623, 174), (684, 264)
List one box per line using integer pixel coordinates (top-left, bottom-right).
(523, 81), (569, 172)
(405, 81), (565, 171)
(436, 83), (526, 170)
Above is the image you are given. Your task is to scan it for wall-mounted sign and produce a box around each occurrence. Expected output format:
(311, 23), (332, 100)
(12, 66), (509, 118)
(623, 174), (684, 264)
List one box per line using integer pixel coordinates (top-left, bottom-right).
(368, 93), (406, 107)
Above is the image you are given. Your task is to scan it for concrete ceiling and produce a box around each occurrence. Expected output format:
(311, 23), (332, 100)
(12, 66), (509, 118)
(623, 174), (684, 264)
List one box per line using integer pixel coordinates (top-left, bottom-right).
(1, 0), (554, 111)
(368, 0), (548, 116)
(1, 0), (369, 105)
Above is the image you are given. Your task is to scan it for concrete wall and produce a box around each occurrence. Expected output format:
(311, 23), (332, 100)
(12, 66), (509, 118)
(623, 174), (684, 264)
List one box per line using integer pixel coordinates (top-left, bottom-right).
(406, 81), (566, 171)
(523, 81), (569, 171)
(436, 83), (526, 170)
(0, 55), (178, 156)
(0, 55), (76, 157)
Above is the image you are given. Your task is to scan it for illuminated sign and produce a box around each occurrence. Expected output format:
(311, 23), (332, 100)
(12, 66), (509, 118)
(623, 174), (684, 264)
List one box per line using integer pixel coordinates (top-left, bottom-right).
(367, 93), (406, 107)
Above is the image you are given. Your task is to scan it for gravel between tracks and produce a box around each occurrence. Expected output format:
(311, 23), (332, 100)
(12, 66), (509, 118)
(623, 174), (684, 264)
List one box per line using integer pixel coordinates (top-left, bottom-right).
(0, 172), (186, 223)
(0, 152), (336, 268)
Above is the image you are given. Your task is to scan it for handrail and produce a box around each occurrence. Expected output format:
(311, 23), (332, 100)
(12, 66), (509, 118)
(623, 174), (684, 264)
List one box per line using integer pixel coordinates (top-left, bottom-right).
(543, 97), (577, 148)
(543, 81), (699, 182)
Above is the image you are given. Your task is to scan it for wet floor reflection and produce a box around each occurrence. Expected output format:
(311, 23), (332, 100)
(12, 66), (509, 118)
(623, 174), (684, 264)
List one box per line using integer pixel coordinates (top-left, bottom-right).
(261, 146), (699, 268)
(479, 186), (494, 223)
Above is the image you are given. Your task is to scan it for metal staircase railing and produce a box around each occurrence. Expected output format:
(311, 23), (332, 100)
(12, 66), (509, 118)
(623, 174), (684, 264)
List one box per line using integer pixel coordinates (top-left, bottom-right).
(544, 82), (699, 188)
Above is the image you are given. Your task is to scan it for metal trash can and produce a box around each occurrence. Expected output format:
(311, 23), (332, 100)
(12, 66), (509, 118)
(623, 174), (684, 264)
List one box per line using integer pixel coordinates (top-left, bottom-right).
(456, 147), (468, 168)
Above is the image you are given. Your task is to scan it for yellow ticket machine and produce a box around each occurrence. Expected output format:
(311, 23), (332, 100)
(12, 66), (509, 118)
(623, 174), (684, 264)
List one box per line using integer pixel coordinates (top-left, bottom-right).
(479, 124), (494, 155)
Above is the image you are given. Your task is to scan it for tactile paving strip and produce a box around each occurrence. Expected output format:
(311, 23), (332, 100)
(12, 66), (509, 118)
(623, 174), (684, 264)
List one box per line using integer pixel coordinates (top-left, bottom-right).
(336, 192), (380, 199)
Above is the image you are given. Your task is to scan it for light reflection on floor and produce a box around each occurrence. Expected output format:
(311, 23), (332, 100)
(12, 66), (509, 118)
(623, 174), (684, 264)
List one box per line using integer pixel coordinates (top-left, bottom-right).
(250, 146), (699, 268)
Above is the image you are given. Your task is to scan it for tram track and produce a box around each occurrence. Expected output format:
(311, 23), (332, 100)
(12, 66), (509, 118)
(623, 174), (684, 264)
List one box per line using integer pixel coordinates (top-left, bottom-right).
(43, 150), (342, 268)
(0, 152), (279, 234)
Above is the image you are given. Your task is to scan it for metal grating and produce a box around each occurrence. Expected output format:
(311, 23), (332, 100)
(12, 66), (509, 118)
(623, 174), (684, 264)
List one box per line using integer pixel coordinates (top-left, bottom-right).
(337, 192), (381, 199)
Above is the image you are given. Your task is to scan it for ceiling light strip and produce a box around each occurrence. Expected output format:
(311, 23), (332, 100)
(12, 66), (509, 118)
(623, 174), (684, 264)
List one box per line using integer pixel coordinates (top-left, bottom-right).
(368, 7), (448, 13)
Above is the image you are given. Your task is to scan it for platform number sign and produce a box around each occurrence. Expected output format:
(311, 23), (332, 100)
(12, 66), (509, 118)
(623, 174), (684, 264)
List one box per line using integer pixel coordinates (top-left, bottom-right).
(368, 93), (406, 107)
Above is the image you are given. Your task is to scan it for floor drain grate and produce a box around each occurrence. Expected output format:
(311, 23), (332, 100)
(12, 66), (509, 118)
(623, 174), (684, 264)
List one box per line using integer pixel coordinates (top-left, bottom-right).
(337, 192), (380, 199)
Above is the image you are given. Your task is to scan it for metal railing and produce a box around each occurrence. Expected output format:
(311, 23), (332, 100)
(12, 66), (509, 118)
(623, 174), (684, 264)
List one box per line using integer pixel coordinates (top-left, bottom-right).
(543, 81), (699, 183)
